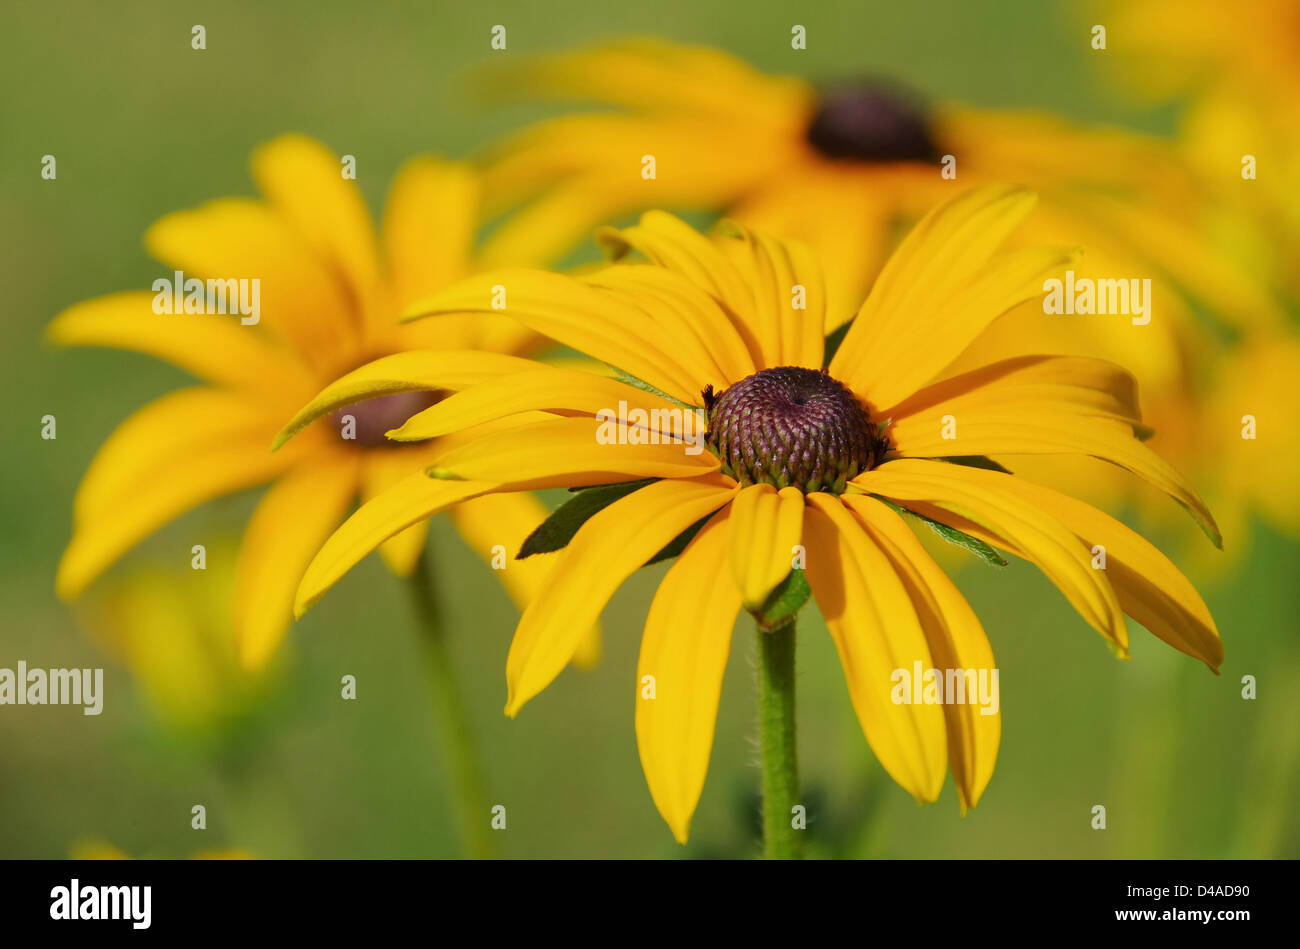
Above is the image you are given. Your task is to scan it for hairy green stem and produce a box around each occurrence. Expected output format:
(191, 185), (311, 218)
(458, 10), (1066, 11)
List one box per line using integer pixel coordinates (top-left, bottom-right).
(407, 553), (497, 859)
(756, 619), (803, 859)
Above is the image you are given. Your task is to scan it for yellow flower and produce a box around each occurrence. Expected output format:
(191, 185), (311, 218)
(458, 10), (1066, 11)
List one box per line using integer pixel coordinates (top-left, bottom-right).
(469, 38), (1292, 546)
(1073, 0), (1300, 555)
(50, 134), (567, 669)
(474, 38), (1278, 335)
(75, 539), (272, 736)
(281, 186), (1222, 843)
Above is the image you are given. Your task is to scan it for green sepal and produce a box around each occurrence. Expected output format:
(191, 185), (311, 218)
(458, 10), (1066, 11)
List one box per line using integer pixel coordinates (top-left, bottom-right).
(753, 569), (813, 632)
(611, 368), (697, 410)
(875, 497), (1009, 567)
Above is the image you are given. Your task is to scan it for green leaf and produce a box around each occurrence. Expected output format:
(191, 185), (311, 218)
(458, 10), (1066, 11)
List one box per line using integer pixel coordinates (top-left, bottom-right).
(940, 455), (1014, 474)
(518, 479), (654, 558)
(875, 497), (1009, 567)
(754, 569), (812, 632)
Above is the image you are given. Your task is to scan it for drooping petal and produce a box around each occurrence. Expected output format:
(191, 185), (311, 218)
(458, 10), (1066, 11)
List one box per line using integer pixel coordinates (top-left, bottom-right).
(830, 185), (1078, 407)
(802, 494), (947, 802)
(429, 416), (721, 491)
(273, 350), (538, 449)
(46, 291), (313, 403)
(636, 509), (740, 843)
(389, 366), (697, 442)
(914, 469), (1223, 671)
(505, 476), (737, 716)
(294, 474), (499, 618)
(890, 407), (1219, 546)
(445, 491), (603, 670)
(402, 270), (706, 404)
(235, 452), (362, 669)
(727, 484), (804, 610)
(855, 459), (1128, 652)
(842, 495), (1000, 810)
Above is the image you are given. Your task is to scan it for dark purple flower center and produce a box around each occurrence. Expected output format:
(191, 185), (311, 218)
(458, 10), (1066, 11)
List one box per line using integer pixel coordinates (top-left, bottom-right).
(806, 83), (938, 163)
(704, 367), (886, 494)
(328, 390), (441, 448)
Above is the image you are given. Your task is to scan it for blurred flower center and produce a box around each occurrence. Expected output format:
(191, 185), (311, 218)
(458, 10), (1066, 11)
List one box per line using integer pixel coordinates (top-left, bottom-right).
(704, 367), (882, 493)
(805, 84), (938, 163)
(329, 391), (441, 448)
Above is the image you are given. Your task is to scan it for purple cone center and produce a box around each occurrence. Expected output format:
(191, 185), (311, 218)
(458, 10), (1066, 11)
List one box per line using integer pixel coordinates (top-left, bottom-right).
(704, 367), (883, 494)
(806, 83), (938, 163)
(328, 390), (441, 448)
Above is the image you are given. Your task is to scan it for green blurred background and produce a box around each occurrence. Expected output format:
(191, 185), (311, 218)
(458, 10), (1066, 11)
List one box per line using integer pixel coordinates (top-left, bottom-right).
(1, 0), (1295, 859)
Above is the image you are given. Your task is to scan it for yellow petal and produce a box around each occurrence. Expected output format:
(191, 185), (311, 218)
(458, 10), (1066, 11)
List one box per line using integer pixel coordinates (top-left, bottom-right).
(717, 222), (825, 369)
(887, 355), (1143, 428)
(273, 349), (538, 449)
(389, 365), (695, 442)
(727, 484), (804, 610)
(251, 135), (383, 333)
(294, 474), (498, 618)
(145, 198), (361, 373)
(856, 459), (1128, 652)
(802, 494), (947, 801)
(597, 210), (757, 329)
(636, 509), (740, 843)
(70, 388), (285, 525)
(505, 476), (737, 715)
(430, 416), (721, 491)
(403, 269), (706, 404)
(381, 157), (480, 311)
(943, 470), (1222, 671)
(891, 410), (1219, 547)
(842, 495), (1000, 810)
(236, 453), (362, 669)
(830, 185), (1078, 407)
(447, 491), (603, 669)
(58, 402), (301, 600)
(46, 291), (312, 404)
(360, 446), (442, 576)
(581, 265), (751, 387)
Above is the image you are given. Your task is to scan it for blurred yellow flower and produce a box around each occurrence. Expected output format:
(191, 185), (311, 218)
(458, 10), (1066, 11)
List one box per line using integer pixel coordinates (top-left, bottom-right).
(1081, 0), (1300, 558)
(49, 134), (573, 669)
(75, 539), (271, 736)
(280, 186), (1221, 846)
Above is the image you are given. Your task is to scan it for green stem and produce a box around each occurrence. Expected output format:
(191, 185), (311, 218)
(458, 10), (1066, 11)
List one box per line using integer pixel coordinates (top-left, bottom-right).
(756, 618), (803, 859)
(407, 552), (497, 859)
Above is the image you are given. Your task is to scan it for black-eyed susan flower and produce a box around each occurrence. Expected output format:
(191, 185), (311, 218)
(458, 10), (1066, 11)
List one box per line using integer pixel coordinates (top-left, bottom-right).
(471, 38), (1293, 543)
(280, 186), (1222, 852)
(473, 38), (1277, 333)
(49, 134), (575, 671)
